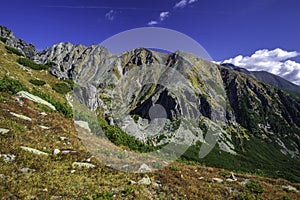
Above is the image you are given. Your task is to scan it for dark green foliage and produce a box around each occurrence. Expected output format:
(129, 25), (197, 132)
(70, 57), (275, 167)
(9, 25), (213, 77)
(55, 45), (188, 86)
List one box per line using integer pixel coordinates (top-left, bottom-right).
(238, 192), (256, 200)
(98, 119), (159, 152)
(63, 79), (75, 89)
(0, 76), (28, 94)
(29, 79), (46, 86)
(31, 88), (73, 118)
(282, 196), (292, 200)
(0, 37), (8, 43)
(219, 171), (231, 178)
(45, 61), (56, 67)
(246, 182), (264, 194)
(168, 165), (179, 171)
(52, 82), (72, 94)
(5, 46), (23, 56)
(17, 58), (49, 70)
(84, 192), (113, 200)
(131, 114), (139, 123)
(180, 137), (300, 182)
(122, 186), (133, 197)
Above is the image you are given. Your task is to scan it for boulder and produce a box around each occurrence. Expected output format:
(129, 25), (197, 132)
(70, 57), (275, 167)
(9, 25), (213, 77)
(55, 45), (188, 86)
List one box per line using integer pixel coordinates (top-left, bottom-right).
(20, 146), (49, 156)
(72, 162), (95, 169)
(0, 154), (16, 163)
(53, 149), (60, 155)
(137, 163), (152, 173)
(212, 178), (223, 183)
(10, 112), (31, 121)
(138, 176), (151, 185)
(74, 121), (91, 132)
(0, 128), (9, 135)
(17, 91), (56, 110)
(282, 185), (299, 193)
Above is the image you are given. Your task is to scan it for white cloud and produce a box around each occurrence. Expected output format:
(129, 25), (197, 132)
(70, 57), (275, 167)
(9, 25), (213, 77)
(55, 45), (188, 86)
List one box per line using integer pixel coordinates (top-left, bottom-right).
(160, 11), (169, 21)
(147, 20), (158, 26)
(188, 0), (198, 4)
(105, 10), (115, 21)
(174, 0), (187, 8)
(222, 48), (300, 85)
(174, 0), (198, 8)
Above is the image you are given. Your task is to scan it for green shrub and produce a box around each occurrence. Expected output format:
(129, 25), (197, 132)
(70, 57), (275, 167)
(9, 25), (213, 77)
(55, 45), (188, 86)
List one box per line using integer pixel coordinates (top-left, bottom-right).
(238, 192), (256, 200)
(46, 61), (56, 67)
(17, 58), (49, 70)
(29, 79), (46, 86)
(219, 171), (231, 178)
(98, 119), (159, 153)
(31, 88), (73, 118)
(245, 182), (264, 194)
(122, 186), (133, 197)
(52, 82), (72, 94)
(169, 165), (179, 171)
(85, 192), (113, 200)
(0, 76), (28, 94)
(0, 37), (8, 43)
(5, 46), (23, 56)
(63, 79), (75, 89)
(282, 196), (291, 200)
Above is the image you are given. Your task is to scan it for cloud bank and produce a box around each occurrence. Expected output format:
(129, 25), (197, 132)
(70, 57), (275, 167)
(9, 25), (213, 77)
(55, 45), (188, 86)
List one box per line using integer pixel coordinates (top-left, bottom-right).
(222, 48), (300, 85)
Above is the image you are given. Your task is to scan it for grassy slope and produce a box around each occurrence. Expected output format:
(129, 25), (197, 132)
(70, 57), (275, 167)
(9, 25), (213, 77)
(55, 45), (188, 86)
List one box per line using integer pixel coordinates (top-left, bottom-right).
(0, 43), (66, 103)
(0, 41), (300, 199)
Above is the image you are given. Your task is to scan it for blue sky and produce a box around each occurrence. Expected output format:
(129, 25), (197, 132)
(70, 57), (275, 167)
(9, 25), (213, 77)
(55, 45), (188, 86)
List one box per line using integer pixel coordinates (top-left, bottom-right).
(1, 0), (300, 84)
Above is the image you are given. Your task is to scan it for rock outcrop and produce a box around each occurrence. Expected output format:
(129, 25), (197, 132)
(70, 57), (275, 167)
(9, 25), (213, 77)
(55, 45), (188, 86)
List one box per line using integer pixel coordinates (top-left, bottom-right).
(0, 26), (37, 58)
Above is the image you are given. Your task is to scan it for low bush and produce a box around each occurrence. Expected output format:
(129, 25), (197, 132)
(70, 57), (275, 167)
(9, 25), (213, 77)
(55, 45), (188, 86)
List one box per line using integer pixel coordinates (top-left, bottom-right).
(46, 61), (56, 67)
(0, 37), (8, 43)
(17, 58), (48, 70)
(245, 182), (264, 194)
(52, 82), (72, 94)
(169, 165), (179, 171)
(63, 79), (75, 89)
(29, 79), (46, 86)
(5, 46), (23, 56)
(98, 119), (159, 153)
(0, 76), (28, 94)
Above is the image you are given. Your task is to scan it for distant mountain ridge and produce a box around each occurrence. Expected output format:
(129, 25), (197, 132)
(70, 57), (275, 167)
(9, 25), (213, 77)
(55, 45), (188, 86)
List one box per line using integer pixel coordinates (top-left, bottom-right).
(221, 63), (300, 96)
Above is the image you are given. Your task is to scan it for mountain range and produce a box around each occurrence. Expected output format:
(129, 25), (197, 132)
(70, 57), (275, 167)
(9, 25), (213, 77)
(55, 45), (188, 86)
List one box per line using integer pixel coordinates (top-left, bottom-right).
(0, 25), (300, 199)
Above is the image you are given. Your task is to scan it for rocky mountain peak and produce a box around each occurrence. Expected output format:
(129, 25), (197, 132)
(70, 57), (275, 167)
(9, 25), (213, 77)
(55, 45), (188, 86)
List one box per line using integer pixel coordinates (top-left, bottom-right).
(0, 26), (36, 58)
(0, 26), (14, 39)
